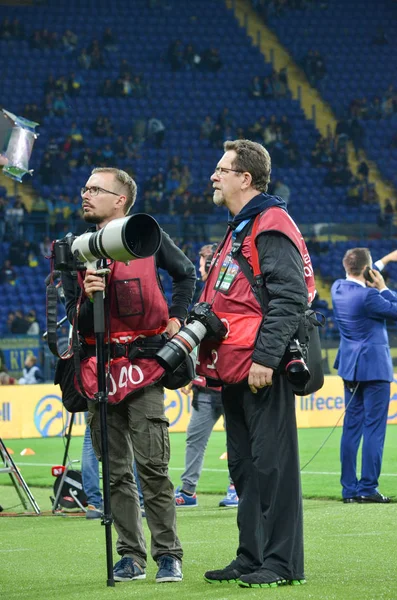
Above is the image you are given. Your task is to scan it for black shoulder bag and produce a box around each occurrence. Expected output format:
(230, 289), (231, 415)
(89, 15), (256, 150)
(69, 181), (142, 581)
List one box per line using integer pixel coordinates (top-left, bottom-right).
(232, 214), (324, 397)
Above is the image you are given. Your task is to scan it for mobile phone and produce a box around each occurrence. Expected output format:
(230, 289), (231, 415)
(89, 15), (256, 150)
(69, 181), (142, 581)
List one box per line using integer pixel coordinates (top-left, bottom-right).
(363, 266), (374, 283)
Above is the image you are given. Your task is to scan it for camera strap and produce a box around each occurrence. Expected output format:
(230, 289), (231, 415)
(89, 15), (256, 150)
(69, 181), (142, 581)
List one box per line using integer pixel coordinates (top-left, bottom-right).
(231, 214), (268, 309)
(46, 270), (89, 399)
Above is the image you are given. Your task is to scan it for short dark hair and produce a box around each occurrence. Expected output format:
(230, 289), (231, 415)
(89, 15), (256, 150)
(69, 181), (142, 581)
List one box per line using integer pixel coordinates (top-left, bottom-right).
(91, 167), (137, 214)
(199, 243), (216, 258)
(342, 248), (372, 276)
(224, 139), (271, 193)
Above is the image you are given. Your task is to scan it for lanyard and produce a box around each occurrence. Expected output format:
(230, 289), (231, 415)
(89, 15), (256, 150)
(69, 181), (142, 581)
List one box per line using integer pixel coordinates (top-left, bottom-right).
(209, 218), (251, 304)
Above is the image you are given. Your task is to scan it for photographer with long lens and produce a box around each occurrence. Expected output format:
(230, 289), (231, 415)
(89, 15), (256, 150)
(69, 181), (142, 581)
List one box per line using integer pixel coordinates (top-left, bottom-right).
(179, 140), (312, 588)
(61, 167), (195, 583)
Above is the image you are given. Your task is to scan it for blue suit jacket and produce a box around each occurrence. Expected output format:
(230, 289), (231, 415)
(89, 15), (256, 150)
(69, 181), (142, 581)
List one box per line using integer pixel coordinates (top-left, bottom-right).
(331, 279), (397, 382)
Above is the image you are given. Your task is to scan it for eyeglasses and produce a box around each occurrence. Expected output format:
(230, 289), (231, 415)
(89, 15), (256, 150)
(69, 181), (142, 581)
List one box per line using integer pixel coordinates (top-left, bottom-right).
(80, 185), (120, 198)
(213, 167), (243, 176)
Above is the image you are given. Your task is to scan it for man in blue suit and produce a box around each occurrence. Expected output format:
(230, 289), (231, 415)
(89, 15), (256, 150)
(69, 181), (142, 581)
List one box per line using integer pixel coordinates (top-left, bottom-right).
(331, 247), (397, 503)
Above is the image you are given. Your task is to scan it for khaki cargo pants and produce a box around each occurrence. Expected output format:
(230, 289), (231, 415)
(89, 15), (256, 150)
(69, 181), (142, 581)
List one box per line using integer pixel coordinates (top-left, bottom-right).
(88, 382), (183, 568)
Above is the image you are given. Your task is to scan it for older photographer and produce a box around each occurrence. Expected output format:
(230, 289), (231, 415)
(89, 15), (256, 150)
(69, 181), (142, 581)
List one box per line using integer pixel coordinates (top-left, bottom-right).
(61, 167), (196, 583)
(197, 140), (311, 588)
(332, 248), (397, 504)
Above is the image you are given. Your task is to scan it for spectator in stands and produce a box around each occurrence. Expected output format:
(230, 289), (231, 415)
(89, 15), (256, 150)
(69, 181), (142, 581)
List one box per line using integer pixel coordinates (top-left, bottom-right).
(121, 73), (133, 96)
(40, 236), (52, 258)
(272, 179), (291, 205)
(183, 43), (199, 70)
(10, 310), (29, 334)
(132, 118), (147, 143)
(209, 123), (224, 148)
(167, 155), (182, 174)
(92, 115), (114, 137)
(68, 73), (83, 96)
(246, 115), (266, 143)
(69, 122), (84, 147)
(349, 118), (365, 158)
(26, 310), (40, 336)
(361, 181), (379, 205)
(102, 143), (115, 165)
(200, 47), (222, 72)
(5, 198), (25, 239)
(124, 134), (141, 160)
(167, 40), (184, 71)
(89, 40), (105, 69)
(78, 47), (91, 70)
(0, 17), (12, 40)
(0, 260), (17, 285)
(200, 115), (214, 140)
(62, 29), (78, 53)
(131, 75), (148, 98)
(379, 198), (394, 237)
(261, 75), (274, 98)
(147, 116), (165, 148)
(112, 135), (125, 159)
(99, 78), (115, 96)
(102, 27), (117, 51)
(52, 93), (68, 117)
(357, 160), (369, 180)
(249, 75), (262, 98)
(18, 354), (43, 384)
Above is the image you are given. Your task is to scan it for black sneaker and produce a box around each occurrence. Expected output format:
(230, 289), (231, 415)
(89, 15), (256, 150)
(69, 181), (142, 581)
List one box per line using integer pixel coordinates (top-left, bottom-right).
(204, 560), (249, 584)
(238, 568), (306, 588)
(357, 492), (391, 503)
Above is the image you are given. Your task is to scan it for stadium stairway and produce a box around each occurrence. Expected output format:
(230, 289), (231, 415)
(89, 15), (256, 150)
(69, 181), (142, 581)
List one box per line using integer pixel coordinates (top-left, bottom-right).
(227, 0), (396, 211)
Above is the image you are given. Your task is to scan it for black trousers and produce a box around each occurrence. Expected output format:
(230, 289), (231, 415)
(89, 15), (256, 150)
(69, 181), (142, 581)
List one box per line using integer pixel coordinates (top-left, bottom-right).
(222, 375), (304, 580)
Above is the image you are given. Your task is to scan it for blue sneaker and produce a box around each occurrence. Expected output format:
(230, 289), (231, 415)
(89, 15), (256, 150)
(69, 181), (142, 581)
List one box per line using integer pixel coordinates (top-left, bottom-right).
(113, 557), (146, 582)
(175, 486), (198, 507)
(156, 555), (183, 582)
(219, 484), (239, 507)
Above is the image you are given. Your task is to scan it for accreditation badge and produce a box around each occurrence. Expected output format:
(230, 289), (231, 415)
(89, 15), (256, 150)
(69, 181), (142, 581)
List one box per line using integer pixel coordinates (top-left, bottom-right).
(214, 254), (240, 293)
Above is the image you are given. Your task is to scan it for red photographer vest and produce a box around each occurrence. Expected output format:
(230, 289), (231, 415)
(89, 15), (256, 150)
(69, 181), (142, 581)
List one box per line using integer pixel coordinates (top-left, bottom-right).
(76, 257), (169, 404)
(197, 207), (315, 385)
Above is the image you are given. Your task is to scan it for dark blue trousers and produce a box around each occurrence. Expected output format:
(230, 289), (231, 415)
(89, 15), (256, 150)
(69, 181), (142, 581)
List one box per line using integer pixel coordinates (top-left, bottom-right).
(341, 380), (390, 498)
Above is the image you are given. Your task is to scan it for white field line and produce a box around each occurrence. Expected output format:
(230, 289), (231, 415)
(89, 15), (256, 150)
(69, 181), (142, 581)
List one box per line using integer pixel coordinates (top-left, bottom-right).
(10, 463), (397, 477)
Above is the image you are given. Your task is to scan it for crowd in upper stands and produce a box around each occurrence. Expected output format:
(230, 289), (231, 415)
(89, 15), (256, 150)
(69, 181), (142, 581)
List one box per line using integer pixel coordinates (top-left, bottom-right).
(0, 0), (396, 350)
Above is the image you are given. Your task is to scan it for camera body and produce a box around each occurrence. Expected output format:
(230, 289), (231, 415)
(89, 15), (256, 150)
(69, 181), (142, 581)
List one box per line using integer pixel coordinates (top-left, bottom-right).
(52, 234), (85, 272)
(156, 302), (227, 373)
(284, 338), (311, 391)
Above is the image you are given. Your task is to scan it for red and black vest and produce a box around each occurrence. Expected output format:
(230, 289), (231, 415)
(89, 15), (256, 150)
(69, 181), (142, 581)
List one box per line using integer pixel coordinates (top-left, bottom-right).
(197, 207), (315, 385)
(76, 257), (169, 404)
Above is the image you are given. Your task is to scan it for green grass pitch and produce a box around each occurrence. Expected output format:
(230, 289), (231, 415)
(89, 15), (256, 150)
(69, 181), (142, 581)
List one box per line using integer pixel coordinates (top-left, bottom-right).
(1, 427), (396, 599)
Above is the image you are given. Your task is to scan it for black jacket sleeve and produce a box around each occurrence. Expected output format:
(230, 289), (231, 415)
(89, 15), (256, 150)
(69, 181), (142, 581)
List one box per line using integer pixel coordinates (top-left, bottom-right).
(62, 228), (196, 333)
(251, 232), (308, 370)
(155, 229), (196, 321)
